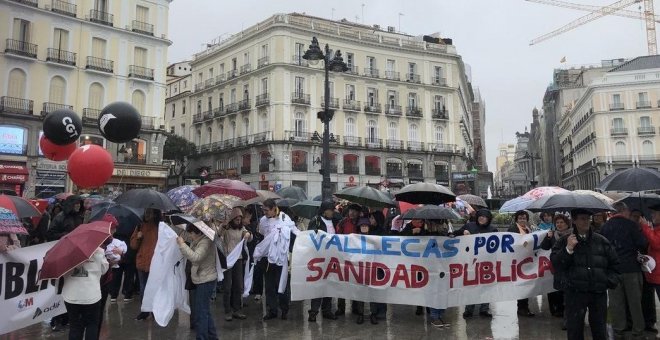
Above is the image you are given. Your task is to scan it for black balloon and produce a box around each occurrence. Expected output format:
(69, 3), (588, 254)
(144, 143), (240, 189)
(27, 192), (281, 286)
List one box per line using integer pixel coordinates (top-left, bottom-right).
(42, 109), (82, 145)
(98, 101), (142, 143)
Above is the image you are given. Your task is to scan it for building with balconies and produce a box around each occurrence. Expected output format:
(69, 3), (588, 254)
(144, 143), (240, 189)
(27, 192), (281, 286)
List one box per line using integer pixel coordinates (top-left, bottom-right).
(0, 0), (173, 197)
(175, 13), (478, 197)
(557, 55), (660, 190)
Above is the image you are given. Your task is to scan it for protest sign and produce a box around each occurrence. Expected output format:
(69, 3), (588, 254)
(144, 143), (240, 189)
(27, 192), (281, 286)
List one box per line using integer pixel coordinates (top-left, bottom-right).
(291, 231), (554, 308)
(0, 242), (64, 335)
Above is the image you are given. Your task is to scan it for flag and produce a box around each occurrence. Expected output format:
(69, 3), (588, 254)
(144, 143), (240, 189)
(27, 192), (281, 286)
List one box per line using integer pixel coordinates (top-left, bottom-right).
(560, 56), (566, 63)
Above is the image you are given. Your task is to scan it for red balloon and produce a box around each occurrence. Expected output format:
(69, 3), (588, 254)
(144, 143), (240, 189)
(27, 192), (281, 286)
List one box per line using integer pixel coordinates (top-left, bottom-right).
(39, 135), (77, 161)
(68, 145), (114, 188)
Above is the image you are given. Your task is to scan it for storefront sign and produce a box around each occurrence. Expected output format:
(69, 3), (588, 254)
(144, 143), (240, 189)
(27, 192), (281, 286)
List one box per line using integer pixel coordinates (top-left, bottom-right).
(0, 163), (28, 174)
(409, 178), (424, 184)
(0, 174), (26, 183)
(36, 160), (67, 172)
(436, 179), (449, 186)
(113, 168), (168, 178)
(0, 126), (26, 155)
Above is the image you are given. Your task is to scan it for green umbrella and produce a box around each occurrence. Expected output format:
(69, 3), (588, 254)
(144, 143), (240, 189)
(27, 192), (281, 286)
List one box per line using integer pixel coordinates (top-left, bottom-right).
(290, 200), (321, 219)
(334, 186), (396, 208)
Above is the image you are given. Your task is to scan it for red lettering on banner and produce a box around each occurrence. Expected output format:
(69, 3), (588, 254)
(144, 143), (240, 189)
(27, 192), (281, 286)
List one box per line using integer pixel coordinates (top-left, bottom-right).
(538, 256), (553, 277)
(306, 258), (325, 282)
(344, 261), (363, 284)
(449, 263), (463, 288)
(478, 261), (496, 284)
(410, 265), (429, 288)
(517, 257), (537, 280)
(323, 257), (343, 281)
(390, 264), (411, 288)
(371, 262), (390, 286)
(305, 258), (429, 288)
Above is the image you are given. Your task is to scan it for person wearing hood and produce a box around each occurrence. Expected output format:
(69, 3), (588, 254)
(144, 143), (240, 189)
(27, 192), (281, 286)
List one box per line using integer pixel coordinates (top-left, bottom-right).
(507, 210), (536, 317)
(46, 195), (84, 241)
(540, 214), (572, 327)
(130, 208), (161, 321)
(306, 200), (339, 322)
(218, 207), (252, 321)
(334, 203), (362, 317)
(455, 208), (495, 319)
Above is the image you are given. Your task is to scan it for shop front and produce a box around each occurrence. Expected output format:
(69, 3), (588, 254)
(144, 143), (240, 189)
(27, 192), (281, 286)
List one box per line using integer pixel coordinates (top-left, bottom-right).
(0, 161), (28, 196)
(34, 159), (68, 198)
(101, 166), (169, 193)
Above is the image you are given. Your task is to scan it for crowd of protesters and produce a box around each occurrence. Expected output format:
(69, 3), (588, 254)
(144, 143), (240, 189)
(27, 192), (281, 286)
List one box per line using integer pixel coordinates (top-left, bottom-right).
(3, 191), (660, 340)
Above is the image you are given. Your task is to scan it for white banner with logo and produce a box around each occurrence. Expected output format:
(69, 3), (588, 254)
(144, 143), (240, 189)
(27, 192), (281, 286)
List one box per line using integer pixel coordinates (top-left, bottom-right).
(0, 242), (64, 335)
(291, 231), (555, 308)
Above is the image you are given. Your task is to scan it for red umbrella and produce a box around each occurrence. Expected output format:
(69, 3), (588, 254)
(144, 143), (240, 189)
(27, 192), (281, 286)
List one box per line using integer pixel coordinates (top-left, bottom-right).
(192, 179), (258, 200)
(0, 194), (41, 218)
(39, 221), (112, 280)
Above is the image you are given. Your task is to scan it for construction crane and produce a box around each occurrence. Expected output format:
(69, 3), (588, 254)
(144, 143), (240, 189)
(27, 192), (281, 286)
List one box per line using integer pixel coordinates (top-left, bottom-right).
(527, 0), (657, 55)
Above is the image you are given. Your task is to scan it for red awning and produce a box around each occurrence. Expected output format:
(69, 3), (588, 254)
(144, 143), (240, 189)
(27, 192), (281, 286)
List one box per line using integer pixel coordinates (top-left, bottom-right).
(0, 163), (28, 175)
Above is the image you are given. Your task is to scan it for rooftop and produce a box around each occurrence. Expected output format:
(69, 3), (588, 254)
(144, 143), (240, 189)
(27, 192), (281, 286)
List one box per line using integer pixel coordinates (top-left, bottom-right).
(609, 55), (660, 72)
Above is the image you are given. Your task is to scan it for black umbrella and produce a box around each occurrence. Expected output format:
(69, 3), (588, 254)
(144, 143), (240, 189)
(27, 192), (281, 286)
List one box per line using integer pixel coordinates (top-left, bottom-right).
(401, 205), (461, 220)
(114, 189), (179, 212)
(457, 194), (487, 209)
(290, 200), (321, 219)
(394, 183), (456, 205)
(276, 186), (308, 201)
(334, 186), (396, 208)
(89, 202), (143, 236)
(618, 193), (660, 214)
(527, 192), (614, 213)
(597, 167), (660, 192)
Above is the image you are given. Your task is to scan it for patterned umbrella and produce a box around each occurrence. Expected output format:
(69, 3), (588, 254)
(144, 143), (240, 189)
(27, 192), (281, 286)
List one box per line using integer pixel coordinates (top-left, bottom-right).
(457, 194), (487, 209)
(441, 198), (475, 218)
(167, 185), (200, 211)
(573, 190), (615, 205)
(192, 179), (258, 200)
(500, 186), (569, 213)
(188, 194), (242, 222)
(0, 207), (28, 235)
(0, 194), (41, 218)
(522, 186), (569, 200)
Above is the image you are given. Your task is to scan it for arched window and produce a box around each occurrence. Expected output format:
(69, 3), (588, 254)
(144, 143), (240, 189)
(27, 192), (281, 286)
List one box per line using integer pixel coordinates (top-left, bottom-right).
(388, 121), (398, 140)
(132, 90), (145, 114)
(615, 141), (626, 156)
(642, 140), (654, 155)
(294, 112), (305, 136)
(8, 68), (27, 98)
(49, 76), (66, 104)
(88, 83), (104, 109)
(408, 123), (419, 142)
(367, 119), (378, 143)
(345, 117), (356, 137)
(434, 125), (444, 144)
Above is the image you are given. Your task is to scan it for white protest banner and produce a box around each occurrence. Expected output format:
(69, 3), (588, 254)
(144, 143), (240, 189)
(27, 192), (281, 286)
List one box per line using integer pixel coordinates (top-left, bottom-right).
(0, 242), (65, 335)
(291, 231), (554, 308)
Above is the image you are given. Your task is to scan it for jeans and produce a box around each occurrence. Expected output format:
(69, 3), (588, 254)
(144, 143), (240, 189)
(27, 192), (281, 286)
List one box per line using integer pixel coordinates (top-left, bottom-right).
(109, 263), (135, 299)
(430, 308), (446, 321)
(194, 281), (218, 340)
(609, 272), (644, 337)
(137, 270), (149, 298)
(223, 259), (244, 314)
(564, 290), (607, 340)
(264, 263), (289, 315)
(65, 301), (101, 340)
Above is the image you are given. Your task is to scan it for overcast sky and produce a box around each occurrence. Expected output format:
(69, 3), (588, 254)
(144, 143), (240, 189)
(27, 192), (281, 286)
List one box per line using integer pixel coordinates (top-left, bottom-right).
(168, 0), (650, 171)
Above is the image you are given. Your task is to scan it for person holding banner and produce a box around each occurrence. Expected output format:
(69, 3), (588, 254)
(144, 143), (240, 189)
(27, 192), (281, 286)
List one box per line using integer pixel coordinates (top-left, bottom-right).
(352, 217), (381, 325)
(640, 204), (660, 334)
(507, 210), (536, 317)
(177, 223), (219, 340)
(306, 200), (339, 322)
(455, 209), (496, 319)
(130, 208), (161, 321)
(334, 204), (361, 317)
(218, 208), (252, 321)
(540, 214), (572, 328)
(551, 209), (620, 340)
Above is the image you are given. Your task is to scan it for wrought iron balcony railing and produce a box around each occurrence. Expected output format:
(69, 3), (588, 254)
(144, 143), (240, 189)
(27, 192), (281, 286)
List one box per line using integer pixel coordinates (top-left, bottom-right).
(128, 65), (154, 80)
(46, 48), (76, 66)
(132, 20), (154, 36)
(0, 96), (33, 115)
(52, 0), (76, 17)
(5, 39), (37, 58)
(86, 56), (113, 73)
(89, 9), (113, 26)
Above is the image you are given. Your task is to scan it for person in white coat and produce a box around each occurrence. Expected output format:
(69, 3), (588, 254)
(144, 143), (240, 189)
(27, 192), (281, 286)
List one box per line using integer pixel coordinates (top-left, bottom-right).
(62, 248), (109, 340)
(256, 198), (296, 321)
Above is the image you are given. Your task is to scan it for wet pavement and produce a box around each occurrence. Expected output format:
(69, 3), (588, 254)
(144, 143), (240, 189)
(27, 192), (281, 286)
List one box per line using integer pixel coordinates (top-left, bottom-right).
(2, 294), (659, 339)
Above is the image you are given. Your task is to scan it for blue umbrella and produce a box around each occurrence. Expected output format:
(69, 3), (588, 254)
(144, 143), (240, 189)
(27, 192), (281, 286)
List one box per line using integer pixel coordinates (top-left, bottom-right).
(167, 185), (200, 211)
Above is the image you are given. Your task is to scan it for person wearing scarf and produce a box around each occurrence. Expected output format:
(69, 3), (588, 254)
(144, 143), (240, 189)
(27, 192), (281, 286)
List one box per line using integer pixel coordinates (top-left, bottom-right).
(538, 212), (554, 231)
(507, 210), (535, 317)
(540, 214), (572, 328)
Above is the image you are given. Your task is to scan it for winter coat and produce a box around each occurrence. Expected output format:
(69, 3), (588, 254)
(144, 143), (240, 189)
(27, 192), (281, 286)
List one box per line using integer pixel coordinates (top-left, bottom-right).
(130, 221), (159, 272)
(550, 228), (620, 293)
(218, 222), (251, 259)
(599, 215), (648, 273)
(641, 223), (660, 284)
(400, 223), (430, 236)
(455, 221), (498, 235)
(507, 223), (532, 235)
(308, 214), (339, 233)
(336, 216), (358, 235)
(178, 236), (217, 285)
(46, 196), (84, 241)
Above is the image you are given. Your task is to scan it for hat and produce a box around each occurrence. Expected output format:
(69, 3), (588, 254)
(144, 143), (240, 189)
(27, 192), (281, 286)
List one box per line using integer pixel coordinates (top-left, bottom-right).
(229, 208), (243, 221)
(346, 204), (362, 212)
(357, 217), (371, 226)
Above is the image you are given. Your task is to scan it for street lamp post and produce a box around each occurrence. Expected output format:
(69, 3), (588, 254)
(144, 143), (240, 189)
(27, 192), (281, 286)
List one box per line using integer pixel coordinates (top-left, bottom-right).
(303, 37), (348, 202)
